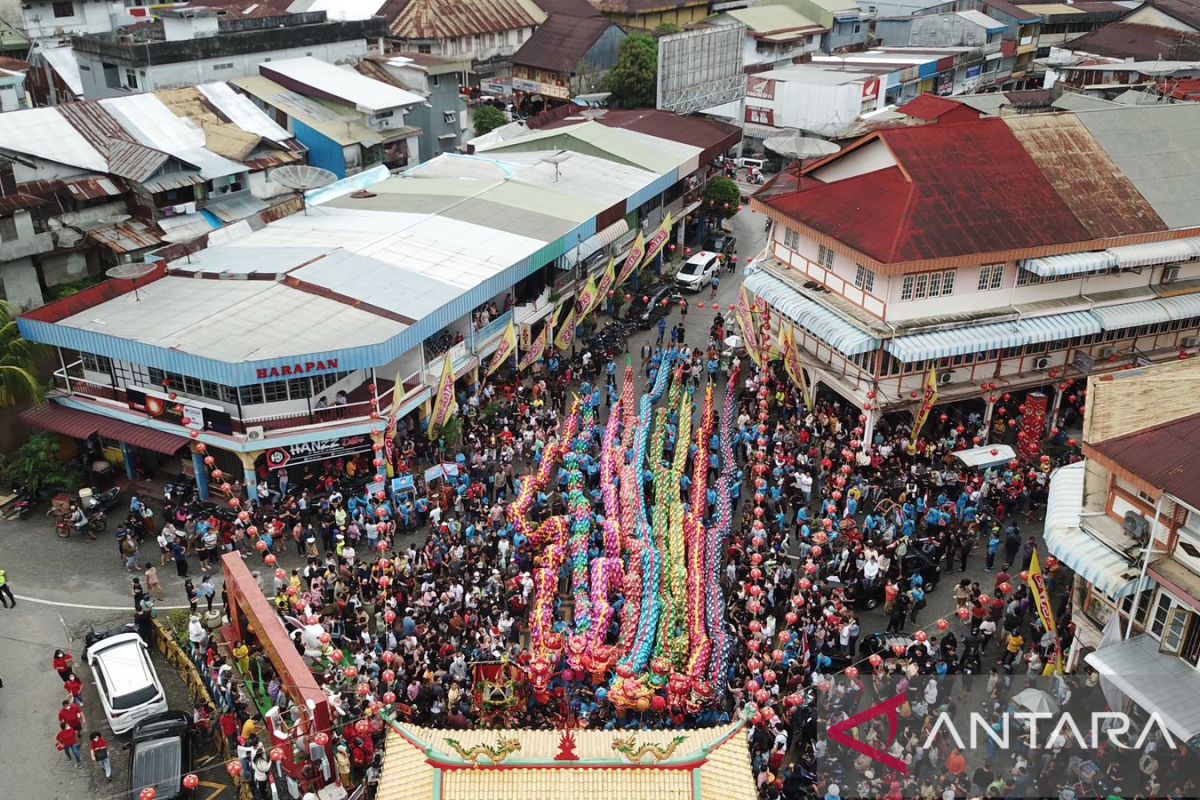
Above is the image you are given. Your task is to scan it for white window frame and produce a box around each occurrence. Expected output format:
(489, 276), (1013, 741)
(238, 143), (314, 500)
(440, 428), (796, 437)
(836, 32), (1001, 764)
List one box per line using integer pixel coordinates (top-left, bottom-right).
(854, 263), (875, 293)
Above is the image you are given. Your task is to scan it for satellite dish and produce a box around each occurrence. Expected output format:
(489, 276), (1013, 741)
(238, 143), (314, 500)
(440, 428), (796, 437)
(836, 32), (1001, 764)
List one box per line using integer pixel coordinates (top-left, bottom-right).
(48, 217), (84, 247)
(579, 109), (607, 121)
(539, 150), (573, 182)
(271, 165), (338, 192)
(95, 213), (132, 226)
(106, 262), (158, 301)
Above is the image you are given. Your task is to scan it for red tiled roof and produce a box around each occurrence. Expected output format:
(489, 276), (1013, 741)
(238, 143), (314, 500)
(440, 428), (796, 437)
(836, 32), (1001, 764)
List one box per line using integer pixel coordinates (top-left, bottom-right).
(897, 94), (982, 122)
(1090, 412), (1200, 511)
(760, 118), (1095, 264)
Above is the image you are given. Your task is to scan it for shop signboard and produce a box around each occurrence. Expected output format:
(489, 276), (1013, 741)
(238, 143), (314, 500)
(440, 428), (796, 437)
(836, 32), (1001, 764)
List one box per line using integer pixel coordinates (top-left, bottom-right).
(264, 434), (373, 469)
(127, 386), (233, 434)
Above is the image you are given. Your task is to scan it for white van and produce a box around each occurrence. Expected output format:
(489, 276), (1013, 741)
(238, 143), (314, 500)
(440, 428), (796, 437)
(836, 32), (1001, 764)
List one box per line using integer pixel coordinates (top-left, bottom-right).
(737, 157), (765, 171)
(86, 632), (168, 734)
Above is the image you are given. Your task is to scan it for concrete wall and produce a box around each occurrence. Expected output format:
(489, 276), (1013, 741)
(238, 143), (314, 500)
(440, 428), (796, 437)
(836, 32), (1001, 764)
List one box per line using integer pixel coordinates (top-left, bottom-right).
(21, 0), (125, 41)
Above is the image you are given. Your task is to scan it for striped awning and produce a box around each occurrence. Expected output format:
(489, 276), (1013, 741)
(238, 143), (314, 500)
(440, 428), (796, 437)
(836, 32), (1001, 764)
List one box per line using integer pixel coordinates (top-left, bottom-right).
(561, 219), (630, 268)
(1023, 251), (1117, 278)
(1159, 291), (1200, 320)
(19, 401), (190, 456)
(1042, 463), (1141, 600)
(1091, 298), (1174, 331)
(884, 311), (1101, 363)
(1107, 236), (1200, 269)
(743, 268), (880, 356)
(1085, 635), (1200, 744)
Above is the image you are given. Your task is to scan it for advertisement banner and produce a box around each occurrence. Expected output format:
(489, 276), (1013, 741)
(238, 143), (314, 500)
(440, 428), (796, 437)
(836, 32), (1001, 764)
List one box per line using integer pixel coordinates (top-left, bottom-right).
(594, 257), (617, 312)
(553, 304), (577, 352)
(615, 232), (645, 287)
(575, 273), (599, 322)
(427, 353), (458, 437)
(641, 211), (673, 268)
(127, 386), (231, 434)
(264, 434), (373, 469)
(519, 324), (549, 370)
(1026, 550), (1063, 675)
(782, 325), (812, 410)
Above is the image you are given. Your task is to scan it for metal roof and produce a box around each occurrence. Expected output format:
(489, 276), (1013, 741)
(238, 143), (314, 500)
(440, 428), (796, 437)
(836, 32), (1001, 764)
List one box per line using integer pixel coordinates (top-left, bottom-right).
(724, 4), (824, 34)
(1086, 634), (1200, 743)
(954, 9), (1008, 30)
(1023, 250), (1117, 278)
(100, 95), (249, 180)
(744, 267), (880, 356)
(1073, 104), (1200, 230)
(1043, 463), (1142, 599)
(0, 107), (107, 172)
(388, 0), (547, 40)
(233, 75), (384, 146)
(260, 57), (424, 112)
(1107, 236), (1200, 268)
(196, 82), (293, 143)
(84, 219), (164, 254)
(511, 13), (618, 74)
(1091, 410), (1200, 509)
(478, 120), (701, 178)
(61, 175), (123, 201)
(883, 310), (1102, 362)
(38, 46), (82, 96)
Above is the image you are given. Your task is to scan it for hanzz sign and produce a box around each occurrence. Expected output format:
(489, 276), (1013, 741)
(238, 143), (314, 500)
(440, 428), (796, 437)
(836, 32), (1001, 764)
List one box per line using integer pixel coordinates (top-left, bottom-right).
(255, 358), (339, 380)
(264, 434), (372, 468)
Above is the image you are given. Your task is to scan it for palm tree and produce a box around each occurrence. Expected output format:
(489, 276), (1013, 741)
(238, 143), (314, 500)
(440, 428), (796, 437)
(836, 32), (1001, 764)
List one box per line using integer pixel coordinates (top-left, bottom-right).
(0, 300), (45, 407)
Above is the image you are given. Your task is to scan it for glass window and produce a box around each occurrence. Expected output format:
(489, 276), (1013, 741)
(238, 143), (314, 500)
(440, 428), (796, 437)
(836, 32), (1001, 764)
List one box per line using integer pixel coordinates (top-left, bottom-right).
(1152, 592), (1173, 637)
(817, 244), (834, 268)
(928, 271), (942, 297)
(941, 270), (955, 295)
(262, 381), (289, 403)
(1160, 606), (1190, 655)
(978, 265), (993, 291)
(286, 377), (310, 401)
(239, 384), (265, 406)
(854, 264), (875, 293)
(901, 275), (914, 301)
(914, 273), (928, 299)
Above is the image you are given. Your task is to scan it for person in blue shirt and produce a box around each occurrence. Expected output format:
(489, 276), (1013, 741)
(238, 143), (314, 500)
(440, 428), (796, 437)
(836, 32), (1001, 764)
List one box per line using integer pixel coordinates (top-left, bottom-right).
(656, 316), (667, 344)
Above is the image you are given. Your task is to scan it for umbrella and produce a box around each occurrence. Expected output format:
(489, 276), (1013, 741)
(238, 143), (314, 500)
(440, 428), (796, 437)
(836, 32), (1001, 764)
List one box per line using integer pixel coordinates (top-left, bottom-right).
(723, 335), (743, 349)
(763, 132), (841, 161)
(1012, 688), (1059, 715)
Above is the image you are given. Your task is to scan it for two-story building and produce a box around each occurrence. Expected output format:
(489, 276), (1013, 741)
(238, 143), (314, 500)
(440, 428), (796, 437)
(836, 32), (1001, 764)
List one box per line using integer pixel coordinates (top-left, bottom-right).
(15, 111), (739, 495)
(1040, 359), (1200, 745)
(961, 0), (1043, 83)
(70, 8), (385, 99)
(788, 0), (868, 53)
(747, 104), (1200, 441)
(711, 5), (827, 70)
(234, 57), (424, 176)
(874, 10), (1010, 92)
(509, 13), (626, 111)
(20, 0), (128, 43)
(385, 0), (547, 64)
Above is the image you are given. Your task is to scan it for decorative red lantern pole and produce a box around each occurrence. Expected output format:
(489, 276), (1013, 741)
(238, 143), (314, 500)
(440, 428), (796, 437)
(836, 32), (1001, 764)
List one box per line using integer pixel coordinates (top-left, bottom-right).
(1016, 391), (1048, 462)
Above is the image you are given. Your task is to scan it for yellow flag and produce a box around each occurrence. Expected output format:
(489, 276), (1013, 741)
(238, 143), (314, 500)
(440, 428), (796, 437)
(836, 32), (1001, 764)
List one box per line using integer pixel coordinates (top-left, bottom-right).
(594, 257), (617, 314)
(518, 324), (548, 370)
(735, 286), (762, 358)
(1026, 551), (1063, 675)
(428, 353), (457, 437)
(913, 366), (939, 435)
(782, 326), (812, 410)
(553, 303), (577, 352)
(486, 319), (517, 377)
(641, 211), (673, 267)
(576, 273), (600, 322)
(616, 232), (645, 287)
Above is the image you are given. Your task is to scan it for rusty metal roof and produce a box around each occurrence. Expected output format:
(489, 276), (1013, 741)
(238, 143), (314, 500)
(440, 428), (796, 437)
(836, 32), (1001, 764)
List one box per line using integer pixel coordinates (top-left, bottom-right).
(56, 101), (176, 182)
(388, 0), (547, 39)
(0, 192), (46, 214)
(85, 219), (163, 253)
(61, 175), (124, 201)
(511, 13), (617, 74)
(1090, 411), (1200, 510)
(1004, 113), (1165, 239)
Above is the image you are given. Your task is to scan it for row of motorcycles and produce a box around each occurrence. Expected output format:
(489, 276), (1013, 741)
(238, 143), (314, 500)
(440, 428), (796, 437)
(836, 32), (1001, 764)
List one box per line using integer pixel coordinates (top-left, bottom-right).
(52, 486), (121, 539)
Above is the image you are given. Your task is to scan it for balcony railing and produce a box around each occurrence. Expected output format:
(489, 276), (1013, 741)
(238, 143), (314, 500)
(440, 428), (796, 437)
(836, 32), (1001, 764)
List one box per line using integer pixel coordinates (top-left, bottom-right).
(52, 365), (432, 438)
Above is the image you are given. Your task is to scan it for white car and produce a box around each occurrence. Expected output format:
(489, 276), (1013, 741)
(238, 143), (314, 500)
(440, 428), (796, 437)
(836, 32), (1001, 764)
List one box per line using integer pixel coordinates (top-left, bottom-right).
(86, 632), (168, 734)
(676, 251), (722, 293)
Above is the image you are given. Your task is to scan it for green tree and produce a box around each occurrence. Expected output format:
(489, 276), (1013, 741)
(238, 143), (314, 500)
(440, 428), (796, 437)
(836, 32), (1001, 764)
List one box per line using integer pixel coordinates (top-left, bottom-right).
(703, 176), (742, 220)
(472, 105), (508, 137)
(604, 33), (658, 109)
(0, 433), (80, 494)
(0, 300), (45, 407)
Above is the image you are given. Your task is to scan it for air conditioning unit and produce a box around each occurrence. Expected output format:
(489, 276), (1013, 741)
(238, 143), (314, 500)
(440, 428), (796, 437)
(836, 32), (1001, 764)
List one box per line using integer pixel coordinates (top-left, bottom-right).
(1163, 266), (1181, 284)
(1123, 511), (1150, 544)
(938, 371), (954, 385)
(245, 426), (265, 442)
(1184, 336), (1200, 348)
(1100, 346), (1119, 358)
(1033, 356), (1051, 370)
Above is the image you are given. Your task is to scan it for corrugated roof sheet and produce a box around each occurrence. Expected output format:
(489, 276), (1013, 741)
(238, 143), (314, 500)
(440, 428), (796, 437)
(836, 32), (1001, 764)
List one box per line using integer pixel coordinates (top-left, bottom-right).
(233, 75), (384, 146)
(260, 57), (424, 112)
(725, 4), (824, 34)
(19, 401), (190, 455)
(1073, 103), (1200, 230)
(61, 175), (123, 201)
(1069, 22), (1200, 63)
(745, 267), (880, 355)
(0, 192), (46, 214)
(511, 14), (617, 74)
(0, 107), (107, 173)
(389, 0), (547, 40)
(38, 46), (81, 96)
(196, 82), (294, 143)
(884, 310), (1102, 362)
(85, 219), (163, 254)
(897, 94), (982, 121)
(1145, 0), (1200, 29)
(1003, 113), (1165, 239)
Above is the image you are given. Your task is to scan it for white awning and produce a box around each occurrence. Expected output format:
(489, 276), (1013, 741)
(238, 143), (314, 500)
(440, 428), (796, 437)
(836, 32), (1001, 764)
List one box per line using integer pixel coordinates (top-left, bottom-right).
(562, 219), (631, 268)
(1091, 298), (1174, 331)
(1042, 463), (1142, 599)
(1085, 634), (1200, 745)
(953, 444), (1015, 468)
(1107, 236), (1200, 269)
(1023, 251), (1117, 278)
(884, 311), (1101, 363)
(744, 268), (880, 356)
(1159, 291), (1200, 320)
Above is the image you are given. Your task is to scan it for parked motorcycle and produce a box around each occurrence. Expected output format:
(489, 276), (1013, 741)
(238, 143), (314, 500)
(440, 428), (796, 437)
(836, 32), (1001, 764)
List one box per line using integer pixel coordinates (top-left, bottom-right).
(8, 485), (40, 520)
(80, 486), (121, 515)
(164, 476), (195, 506)
(746, 166), (765, 185)
(55, 510), (105, 539)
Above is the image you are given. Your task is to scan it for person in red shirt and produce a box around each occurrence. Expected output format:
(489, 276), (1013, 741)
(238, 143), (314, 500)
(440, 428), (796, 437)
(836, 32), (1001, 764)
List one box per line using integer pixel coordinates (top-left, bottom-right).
(220, 709), (239, 753)
(56, 723), (82, 766)
(58, 699), (83, 731)
(89, 731), (112, 781)
(64, 672), (83, 705)
(53, 649), (74, 682)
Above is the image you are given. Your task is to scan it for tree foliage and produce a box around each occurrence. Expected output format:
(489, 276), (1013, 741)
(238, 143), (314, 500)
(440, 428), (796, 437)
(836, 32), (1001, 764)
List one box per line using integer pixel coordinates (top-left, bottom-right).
(604, 33), (658, 109)
(0, 433), (81, 494)
(0, 300), (46, 408)
(704, 177), (742, 220)
(472, 105), (508, 137)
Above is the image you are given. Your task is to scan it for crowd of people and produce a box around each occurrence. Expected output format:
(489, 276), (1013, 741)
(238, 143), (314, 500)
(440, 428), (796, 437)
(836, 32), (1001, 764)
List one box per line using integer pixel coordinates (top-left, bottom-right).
(103, 296), (1186, 800)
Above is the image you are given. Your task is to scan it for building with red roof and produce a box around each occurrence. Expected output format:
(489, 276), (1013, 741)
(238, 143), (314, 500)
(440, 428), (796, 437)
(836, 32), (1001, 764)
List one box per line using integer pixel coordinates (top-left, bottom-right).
(744, 104), (1200, 440)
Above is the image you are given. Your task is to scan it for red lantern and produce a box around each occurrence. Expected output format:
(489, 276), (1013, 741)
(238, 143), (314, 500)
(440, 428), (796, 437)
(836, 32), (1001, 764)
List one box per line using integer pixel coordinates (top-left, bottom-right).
(957, 607), (970, 621)
(845, 666), (859, 680)
(999, 582), (1012, 595)
(314, 732), (331, 747)
(344, 666), (358, 680)
(141, 789), (157, 800)
(226, 760), (242, 777)
(1019, 571), (1030, 582)
(868, 653), (883, 667)
(269, 747), (285, 762)
(913, 630), (928, 643)
(195, 443), (207, 454)
(891, 643), (907, 657)
(183, 774), (200, 790)
(382, 691), (396, 704)
(264, 554), (277, 566)
(330, 649), (344, 662)
(936, 618), (949, 631)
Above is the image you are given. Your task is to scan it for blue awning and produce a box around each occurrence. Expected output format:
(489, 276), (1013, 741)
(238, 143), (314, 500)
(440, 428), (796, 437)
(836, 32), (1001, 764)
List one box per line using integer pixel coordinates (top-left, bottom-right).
(1091, 298), (1174, 330)
(743, 268), (880, 356)
(1023, 251), (1117, 278)
(884, 311), (1101, 363)
(1043, 463), (1141, 600)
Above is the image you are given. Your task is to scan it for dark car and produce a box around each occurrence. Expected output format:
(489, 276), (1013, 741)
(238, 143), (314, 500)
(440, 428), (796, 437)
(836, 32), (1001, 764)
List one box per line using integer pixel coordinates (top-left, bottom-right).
(704, 231), (737, 256)
(624, 281), (678, 329)
(130, 711), (193, 800)
(846, 550), (942, 610)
